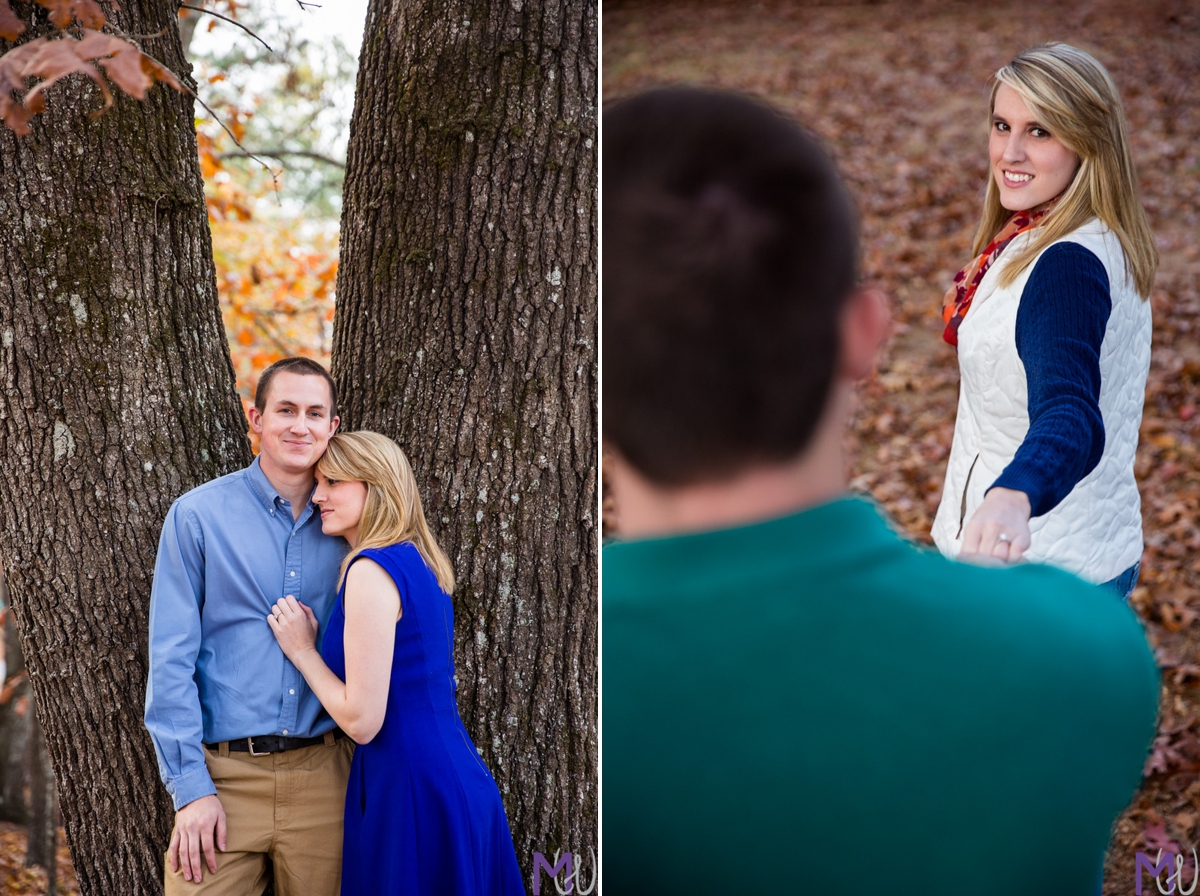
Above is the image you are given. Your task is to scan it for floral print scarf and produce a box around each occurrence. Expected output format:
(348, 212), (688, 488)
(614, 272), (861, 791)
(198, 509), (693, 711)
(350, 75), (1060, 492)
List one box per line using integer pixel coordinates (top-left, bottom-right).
(941, 203), (1055, 346)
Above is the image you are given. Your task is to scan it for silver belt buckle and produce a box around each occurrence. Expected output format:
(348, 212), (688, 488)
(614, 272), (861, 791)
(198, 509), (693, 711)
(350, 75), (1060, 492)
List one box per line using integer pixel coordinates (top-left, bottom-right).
(248, 736), (271, 756)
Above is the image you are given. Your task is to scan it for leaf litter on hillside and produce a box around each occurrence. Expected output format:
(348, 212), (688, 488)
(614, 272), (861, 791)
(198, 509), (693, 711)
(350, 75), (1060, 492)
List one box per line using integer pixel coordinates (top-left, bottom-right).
(603, 1), (1200, 890)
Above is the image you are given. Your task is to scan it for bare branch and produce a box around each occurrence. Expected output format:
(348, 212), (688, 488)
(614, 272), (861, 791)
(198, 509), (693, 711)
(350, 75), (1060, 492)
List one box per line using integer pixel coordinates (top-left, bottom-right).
(178, 4), (274, 53)
(250, 314), (295, 356)
(219, 148), (346, 169)
(186, 85), (281, 196)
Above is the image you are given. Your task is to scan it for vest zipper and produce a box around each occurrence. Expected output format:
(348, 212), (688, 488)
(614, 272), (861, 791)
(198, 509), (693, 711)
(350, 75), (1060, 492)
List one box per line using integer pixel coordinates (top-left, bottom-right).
(956, 454), (980, 539)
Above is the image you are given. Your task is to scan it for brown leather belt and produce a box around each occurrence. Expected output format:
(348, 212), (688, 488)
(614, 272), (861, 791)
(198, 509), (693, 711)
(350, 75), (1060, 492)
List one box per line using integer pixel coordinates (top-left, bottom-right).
(206, 729), (345, 756)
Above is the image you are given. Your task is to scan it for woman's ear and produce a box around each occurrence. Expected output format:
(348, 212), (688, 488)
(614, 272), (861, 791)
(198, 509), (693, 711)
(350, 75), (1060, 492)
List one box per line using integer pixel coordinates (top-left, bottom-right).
(838, 287), (891, 381)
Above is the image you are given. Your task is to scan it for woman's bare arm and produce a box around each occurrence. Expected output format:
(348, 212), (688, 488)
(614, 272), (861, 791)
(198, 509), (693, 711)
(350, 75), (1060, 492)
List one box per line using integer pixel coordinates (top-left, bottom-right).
(268, 557), (400, 743)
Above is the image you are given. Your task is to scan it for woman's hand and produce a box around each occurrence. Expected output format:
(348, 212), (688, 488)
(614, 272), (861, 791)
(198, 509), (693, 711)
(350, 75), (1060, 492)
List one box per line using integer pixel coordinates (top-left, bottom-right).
(960, 487), (1032, 564)
(267, 595), (320, 662)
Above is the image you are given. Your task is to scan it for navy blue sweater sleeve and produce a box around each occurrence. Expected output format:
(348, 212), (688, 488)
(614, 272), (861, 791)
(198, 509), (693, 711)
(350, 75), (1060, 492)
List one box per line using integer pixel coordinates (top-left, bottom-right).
(989, 242), (1110, 517)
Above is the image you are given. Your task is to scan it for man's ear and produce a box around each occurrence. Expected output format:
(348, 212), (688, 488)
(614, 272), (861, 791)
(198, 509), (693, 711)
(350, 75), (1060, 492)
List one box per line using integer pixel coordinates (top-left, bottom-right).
(247, 405), (263, 434)
(838, 287), (890, 381)
(329, 415), (341, 436)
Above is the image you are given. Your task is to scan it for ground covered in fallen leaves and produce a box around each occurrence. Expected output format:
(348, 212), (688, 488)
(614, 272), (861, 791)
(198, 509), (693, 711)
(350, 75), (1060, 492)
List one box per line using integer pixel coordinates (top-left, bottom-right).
(604, 0), (1200, 891)
(0, 824), (77, 896)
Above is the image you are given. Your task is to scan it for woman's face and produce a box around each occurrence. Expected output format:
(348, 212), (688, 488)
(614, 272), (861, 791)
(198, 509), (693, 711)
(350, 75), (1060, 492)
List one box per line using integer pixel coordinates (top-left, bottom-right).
(990, 83), (1080, 212)
(313, 472), (369, 546)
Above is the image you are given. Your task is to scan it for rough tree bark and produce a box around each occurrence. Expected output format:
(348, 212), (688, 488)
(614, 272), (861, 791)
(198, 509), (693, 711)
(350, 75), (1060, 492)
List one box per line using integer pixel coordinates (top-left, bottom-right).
(333, 0), (597, 878)
(0, 1), (252, 892)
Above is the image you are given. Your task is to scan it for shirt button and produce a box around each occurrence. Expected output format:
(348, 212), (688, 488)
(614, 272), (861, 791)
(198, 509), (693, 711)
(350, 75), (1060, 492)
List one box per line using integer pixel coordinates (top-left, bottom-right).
(282, 729), (289, 735)
(270, 509), (275, 514)
(289, 571), (296, 577)
(289, 689), (295, 695)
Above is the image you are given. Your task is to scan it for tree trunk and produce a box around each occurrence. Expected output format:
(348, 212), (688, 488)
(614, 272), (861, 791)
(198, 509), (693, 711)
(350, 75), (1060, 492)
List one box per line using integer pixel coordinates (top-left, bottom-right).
(0, 2), (252, 892)
(25, 709), (57, 896)
(333, 0), (597, 877)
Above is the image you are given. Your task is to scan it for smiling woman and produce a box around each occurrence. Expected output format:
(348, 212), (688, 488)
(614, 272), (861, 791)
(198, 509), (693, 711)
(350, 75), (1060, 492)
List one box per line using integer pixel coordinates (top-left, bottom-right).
(932, 42), (1159, 595)
(267, 431), (525, 895)
(990, 84), (1080, 211)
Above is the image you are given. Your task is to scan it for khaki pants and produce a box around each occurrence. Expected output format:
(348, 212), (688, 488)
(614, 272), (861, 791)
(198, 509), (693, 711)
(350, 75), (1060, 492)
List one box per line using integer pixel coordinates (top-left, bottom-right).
(164, 736), (354, 896)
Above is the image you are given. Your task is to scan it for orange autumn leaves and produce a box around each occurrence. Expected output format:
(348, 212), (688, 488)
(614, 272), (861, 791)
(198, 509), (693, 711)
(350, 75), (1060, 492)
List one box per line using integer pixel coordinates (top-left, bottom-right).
(1, 0), (339, 448)
(199, 132), (337, 448)
(0, 0), (181, 135)
(216, 218), (337, 438)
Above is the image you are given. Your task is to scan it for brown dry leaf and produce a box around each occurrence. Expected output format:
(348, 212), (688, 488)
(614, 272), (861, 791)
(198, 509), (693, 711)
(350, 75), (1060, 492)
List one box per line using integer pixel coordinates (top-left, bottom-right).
(0, 669), (25, 703)
(0, 38), (43, 134)
(20, 34), (112, 111)
(77, 29), (180, 95)
(0, 0), (24, 41)
(0, 30), (182, 133)
(1158, 501), (1191, 525)
(136, 48), (180, 92)
(75, 28), (147, 95)
(33, 0), (104, 30)
(1162, 601), (1200, 633)
(1174, 811), (1200, 839)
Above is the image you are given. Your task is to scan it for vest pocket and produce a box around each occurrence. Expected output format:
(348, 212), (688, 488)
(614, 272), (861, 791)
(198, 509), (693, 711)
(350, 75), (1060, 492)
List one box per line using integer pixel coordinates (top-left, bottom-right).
(956, 454), (980, 539)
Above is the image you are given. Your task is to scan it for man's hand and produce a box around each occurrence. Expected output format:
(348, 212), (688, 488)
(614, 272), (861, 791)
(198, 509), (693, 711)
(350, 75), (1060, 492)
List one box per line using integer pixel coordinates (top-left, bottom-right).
(959, 487), (1032, 565)
(267, 595), (320, 662)
(169, 794), (227, 883)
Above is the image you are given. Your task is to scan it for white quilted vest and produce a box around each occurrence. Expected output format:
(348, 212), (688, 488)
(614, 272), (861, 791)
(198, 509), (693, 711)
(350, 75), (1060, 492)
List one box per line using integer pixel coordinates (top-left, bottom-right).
(931, 219), (1151, 583)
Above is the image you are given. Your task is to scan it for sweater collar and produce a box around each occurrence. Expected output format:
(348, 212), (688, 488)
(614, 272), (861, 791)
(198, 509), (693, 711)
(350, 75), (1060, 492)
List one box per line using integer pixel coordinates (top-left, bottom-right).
(603, 494), (905, 593)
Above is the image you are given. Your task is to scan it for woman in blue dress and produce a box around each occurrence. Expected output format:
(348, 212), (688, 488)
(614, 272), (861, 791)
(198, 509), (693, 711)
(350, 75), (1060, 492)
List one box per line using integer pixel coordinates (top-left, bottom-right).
(267, 430), (526, 895)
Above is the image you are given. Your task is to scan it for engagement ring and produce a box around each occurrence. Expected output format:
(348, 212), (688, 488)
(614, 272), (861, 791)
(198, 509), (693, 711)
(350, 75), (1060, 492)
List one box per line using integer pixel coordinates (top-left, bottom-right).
(998, 533), (1012, 543)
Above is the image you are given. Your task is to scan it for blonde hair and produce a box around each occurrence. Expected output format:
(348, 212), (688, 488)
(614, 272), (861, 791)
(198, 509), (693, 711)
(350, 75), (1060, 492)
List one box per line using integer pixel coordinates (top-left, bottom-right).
(972, 42), (1157, 297)
(318, 431), (456, 594)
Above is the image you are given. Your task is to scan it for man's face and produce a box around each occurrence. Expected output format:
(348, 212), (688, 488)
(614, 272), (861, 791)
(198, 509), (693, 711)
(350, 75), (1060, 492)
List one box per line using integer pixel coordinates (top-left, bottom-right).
(248, 372), (339, 476)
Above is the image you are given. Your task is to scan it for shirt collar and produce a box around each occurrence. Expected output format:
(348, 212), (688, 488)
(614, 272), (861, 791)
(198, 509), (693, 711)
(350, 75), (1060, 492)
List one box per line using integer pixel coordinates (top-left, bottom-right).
(244, 455), (317, 518)
(602, 494), (905, 591)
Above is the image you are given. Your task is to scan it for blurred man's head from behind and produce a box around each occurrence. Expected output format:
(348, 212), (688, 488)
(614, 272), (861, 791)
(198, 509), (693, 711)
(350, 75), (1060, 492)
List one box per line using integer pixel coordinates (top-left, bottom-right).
(603, 87), (862, 488)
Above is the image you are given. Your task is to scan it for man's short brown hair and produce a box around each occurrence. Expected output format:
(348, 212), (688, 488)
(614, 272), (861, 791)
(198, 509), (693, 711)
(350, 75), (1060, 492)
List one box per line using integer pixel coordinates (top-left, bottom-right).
(604, 87), (859, 486)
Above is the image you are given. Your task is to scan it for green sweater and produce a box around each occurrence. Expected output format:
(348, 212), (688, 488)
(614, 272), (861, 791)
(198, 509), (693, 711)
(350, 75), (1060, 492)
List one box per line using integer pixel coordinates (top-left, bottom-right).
(603, 496), (1158, 894)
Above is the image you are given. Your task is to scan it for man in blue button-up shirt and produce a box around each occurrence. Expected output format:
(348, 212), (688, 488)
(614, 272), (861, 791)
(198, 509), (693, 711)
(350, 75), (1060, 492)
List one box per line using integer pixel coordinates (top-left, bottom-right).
(145, 358), (351, 894)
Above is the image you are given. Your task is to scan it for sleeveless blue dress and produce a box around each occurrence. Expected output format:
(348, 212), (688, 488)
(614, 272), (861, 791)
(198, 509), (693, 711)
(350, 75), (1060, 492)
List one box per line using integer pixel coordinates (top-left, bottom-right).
(321, 542), (526, 895)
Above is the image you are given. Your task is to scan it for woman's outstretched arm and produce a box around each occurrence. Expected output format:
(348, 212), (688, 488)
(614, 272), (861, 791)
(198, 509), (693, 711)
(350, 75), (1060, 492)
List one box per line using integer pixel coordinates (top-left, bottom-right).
(268, 557), (400, 743)
(962, 242), (1110, 562)
(993, 241), (1110, 512)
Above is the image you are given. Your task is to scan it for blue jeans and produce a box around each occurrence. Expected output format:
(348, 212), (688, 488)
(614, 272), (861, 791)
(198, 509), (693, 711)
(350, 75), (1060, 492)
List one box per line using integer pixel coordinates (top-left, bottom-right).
(1101, 561), (1140, 601)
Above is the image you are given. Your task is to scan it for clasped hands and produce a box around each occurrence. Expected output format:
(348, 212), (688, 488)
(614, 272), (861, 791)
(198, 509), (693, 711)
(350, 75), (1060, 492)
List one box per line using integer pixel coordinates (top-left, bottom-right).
(266, 594), (320, 661)
(958, 486), (1032, 566)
